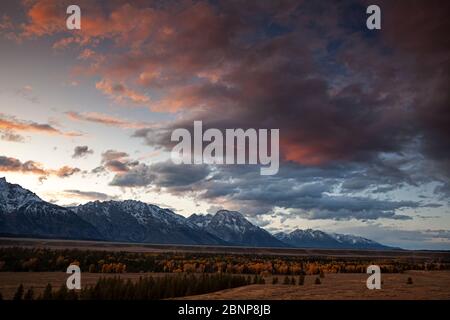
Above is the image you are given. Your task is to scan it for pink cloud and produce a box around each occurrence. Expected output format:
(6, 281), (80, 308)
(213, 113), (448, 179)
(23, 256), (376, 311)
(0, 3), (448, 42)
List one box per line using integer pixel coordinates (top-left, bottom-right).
(66, 111), (149, 129)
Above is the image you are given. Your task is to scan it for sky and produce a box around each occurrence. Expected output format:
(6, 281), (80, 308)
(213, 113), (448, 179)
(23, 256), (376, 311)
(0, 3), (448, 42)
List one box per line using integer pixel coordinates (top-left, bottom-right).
(0, 0), (449, 249)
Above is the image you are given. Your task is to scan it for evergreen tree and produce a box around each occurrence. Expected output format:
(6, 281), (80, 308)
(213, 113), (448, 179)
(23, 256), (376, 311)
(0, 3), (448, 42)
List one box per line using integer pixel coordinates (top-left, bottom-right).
(272, 277), (278, 284)
(290, 277), (296, 285)
(298, 275), (305, 286)
(283, 276), (290, 285)
(42, 283), (53, 300)
(407, 277), (413, 284)
(24, 287), (34, 300)
(54, 284), (68, 300)
(13, 284), (24, 300)
(73, 273), (248, 300)
(315, 277), (321, 285)
(67, 289), (79, 300)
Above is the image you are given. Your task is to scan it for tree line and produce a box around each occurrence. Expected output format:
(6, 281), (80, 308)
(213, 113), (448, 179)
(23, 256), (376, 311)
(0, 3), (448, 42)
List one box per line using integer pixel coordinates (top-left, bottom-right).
(7, 273), (252, 300)
(1, 247), (448, 275)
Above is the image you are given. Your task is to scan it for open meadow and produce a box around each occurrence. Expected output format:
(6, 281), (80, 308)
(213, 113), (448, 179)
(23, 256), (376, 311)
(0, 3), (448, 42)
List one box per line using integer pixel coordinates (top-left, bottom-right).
(1, 238), (449, 300)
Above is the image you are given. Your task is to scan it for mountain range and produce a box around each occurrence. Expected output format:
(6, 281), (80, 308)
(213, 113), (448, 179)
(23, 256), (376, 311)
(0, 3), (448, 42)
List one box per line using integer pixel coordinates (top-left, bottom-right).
(274, 229), (391, 250)
(0, 177), (392, 249)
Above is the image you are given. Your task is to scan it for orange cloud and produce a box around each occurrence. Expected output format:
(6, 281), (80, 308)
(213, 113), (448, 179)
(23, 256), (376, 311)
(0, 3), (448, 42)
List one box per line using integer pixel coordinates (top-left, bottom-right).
(20, 1), (159, 42)
(53, 166), (81, 178)
(66, 111), (149, 129)
(0, 156), (46, 175)
(0, 155), (80, 179)
(21, 0), (67, 37)
(0, 114), (81, 137)
(281, 142), (333, 166)
(0, 117), (59, 134)
(95, 79), (150, 106)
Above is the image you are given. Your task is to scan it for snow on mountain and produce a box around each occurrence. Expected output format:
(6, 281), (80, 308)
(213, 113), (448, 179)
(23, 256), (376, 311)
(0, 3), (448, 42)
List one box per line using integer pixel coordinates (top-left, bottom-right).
(274, 229), (391, 250)
(0, 177), (43, 213)
(330, 233), (382, 247)
(0, 177), (101, 239)
(72, 200), (225, 245)
(188, 210), (287, 247)
(0, 177), (392, 249)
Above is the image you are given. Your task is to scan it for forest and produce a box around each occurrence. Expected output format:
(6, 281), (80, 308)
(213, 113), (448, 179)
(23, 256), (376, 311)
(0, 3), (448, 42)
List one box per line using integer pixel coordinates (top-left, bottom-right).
(1, 247), (449, 275)
(5, 273), (254, 300)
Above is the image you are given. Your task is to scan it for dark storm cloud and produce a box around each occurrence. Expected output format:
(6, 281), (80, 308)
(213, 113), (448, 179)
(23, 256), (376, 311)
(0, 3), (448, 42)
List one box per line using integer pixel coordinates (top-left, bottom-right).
(7, 0), (448, 224)
(150, 161), (211, 189)
(199, 170), (418, 220)
(106, 158), (433, 220)
(72, 145), (93, 158)
(111, 0), (448, 221)
(109, 163), (154, 187)
(340, 157), (416, 192)
(9, 0), (447, 175)
(351, 0), (450, 166)
(122, 1), (449, 185)
(8, 0), (449, 168)
(109, 161), (210, 189)
(197, 160), (442, 220)
(434, 183), (450, 203)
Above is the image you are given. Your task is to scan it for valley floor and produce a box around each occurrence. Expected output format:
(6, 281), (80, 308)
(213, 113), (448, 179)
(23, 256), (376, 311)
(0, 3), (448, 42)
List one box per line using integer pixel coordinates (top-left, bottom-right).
(178, 271), (450, 300)
(1, 237), (449, 260)
(0, 271), (449, 300)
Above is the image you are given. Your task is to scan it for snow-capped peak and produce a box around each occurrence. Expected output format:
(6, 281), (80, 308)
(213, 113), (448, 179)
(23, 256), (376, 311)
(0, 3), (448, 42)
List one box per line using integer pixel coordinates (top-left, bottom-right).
(330, 233), (376, 245)
(273, 228), (388, 249)
(0, 177), (43, 213)
(74, 199), (186, 226)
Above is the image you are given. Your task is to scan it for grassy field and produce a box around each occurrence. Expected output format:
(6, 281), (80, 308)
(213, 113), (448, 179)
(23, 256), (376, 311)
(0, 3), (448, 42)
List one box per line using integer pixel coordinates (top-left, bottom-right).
(1, 237), (449, 300)
(0, 272), (174, 299)
(1, 271), (449, 300)
(177, 271), (450, 300)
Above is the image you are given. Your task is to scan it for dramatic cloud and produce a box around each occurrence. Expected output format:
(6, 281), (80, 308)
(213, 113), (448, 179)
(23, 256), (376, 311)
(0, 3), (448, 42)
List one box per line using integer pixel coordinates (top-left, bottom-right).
(109, 163), (154, 187)
(109, 161), (210, 189)
(12, 1), (449, 169)
(72, 145), (93, 158)
(1, 0), (448, 242)
(195, 166), (424, 220)
(106, 158), (432, 221)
